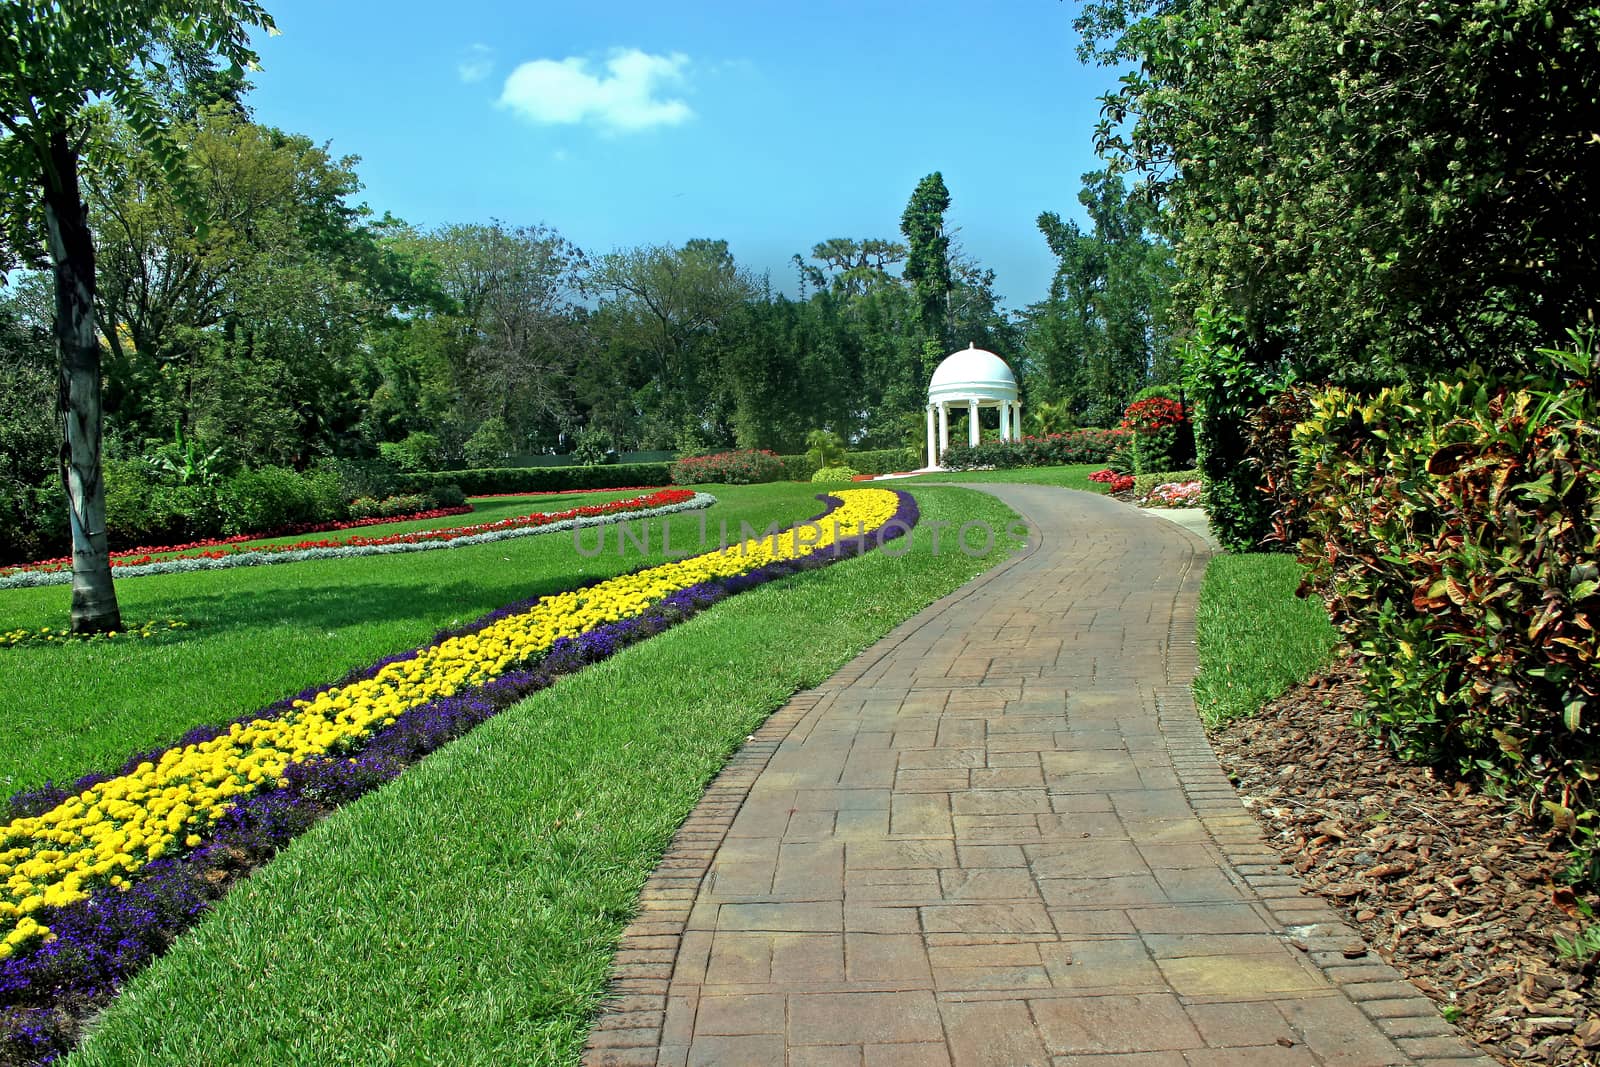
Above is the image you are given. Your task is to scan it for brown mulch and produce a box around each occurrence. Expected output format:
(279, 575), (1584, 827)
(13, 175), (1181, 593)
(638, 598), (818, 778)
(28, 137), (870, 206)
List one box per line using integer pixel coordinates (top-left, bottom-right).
(1211, 656), (1600, 1064)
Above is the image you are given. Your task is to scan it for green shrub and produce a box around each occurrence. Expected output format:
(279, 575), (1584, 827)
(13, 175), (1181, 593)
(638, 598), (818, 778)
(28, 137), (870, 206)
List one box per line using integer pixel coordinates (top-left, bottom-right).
(810, 466), (860, 483)
(104, 461), (220, 547)
(774, 454), (819, 481)
(1184, 306), (1284, 551)
(570, 428), (613, 467)
(669, 450), (784, 485)
(845, 448), (917, 475)
(804, 430), (847, 469)
(403, 463), (672, 496)
(220, 466), (327, 536)
(1295, 339), (1600, 877)
(325, 457), (402, 503)
(463, 417), (516, 469)
(941, 429), (1126, 471)
(426, 483), (467, 509)
(379, 431), (445, 473)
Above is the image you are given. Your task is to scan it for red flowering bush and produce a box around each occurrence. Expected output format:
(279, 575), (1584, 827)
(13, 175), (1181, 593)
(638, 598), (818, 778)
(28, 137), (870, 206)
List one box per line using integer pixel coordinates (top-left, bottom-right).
(1118, 397), (1195, 474)
(1088, 468), (1135, 493)
(669, 450), (785, 485)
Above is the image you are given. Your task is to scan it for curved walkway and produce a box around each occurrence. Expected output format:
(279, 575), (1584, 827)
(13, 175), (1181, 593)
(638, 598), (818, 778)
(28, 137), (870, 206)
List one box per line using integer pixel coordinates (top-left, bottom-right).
(585, 485), (1494, 1067)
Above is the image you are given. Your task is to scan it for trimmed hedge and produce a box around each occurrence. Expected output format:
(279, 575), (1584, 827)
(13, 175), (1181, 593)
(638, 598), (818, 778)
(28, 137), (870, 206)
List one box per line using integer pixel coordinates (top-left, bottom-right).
(940, 430), (1125, 471)
(404, 463), (673, 496)
(1293, 354), (1600, 874)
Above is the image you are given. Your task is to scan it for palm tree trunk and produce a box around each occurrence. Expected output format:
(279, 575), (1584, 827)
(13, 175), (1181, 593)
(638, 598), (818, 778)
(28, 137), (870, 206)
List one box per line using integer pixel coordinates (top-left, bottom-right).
(43, 129), (121, 634)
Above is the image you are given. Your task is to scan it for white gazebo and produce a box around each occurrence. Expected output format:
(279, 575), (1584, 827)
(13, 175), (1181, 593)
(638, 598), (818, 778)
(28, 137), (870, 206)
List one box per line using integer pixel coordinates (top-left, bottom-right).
(925, 343), (1020, 468)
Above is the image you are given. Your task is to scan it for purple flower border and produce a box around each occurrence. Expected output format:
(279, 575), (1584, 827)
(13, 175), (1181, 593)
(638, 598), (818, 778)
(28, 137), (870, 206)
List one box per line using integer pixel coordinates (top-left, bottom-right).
(0, 491), (918, 1066)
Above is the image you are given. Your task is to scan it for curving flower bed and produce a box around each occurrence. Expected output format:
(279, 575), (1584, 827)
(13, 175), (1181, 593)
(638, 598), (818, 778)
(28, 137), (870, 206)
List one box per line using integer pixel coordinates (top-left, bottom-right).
(0, 491), (712, 590)
(1139, 480), (1202, 509)
(0, 507), (475, 577)
(0, 488), (917, 1064)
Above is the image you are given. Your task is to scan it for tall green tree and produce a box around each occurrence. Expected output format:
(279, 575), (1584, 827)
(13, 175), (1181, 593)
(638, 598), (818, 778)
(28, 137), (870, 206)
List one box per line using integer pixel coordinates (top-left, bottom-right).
(1029, 169), (1178, 422)
(0, 0), (276, 633)
(899, 172), (954, 354)
(1078, 0), (1600, 377)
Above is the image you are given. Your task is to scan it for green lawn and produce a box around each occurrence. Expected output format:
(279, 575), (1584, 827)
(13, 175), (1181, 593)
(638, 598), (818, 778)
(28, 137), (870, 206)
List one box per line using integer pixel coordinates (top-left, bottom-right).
(0, 485), (800, 795)
(1192, 552), (1341, 728)
(63, 485), (1025, 1067)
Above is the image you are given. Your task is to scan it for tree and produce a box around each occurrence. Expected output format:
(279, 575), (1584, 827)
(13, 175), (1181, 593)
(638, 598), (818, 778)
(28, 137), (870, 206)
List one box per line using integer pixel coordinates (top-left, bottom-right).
(0, 0), (276, 633)
(899, 172), (953, 352)
(1078, 0), (1600, 378)
(588, 239), (758, 445)
(1029, 169), (1178, 422)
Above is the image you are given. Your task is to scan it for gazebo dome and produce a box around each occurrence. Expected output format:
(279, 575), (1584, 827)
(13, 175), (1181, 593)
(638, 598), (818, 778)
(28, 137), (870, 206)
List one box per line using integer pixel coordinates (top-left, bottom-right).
(922, 344), (1023, 469)
(928, 344), (1018, 405)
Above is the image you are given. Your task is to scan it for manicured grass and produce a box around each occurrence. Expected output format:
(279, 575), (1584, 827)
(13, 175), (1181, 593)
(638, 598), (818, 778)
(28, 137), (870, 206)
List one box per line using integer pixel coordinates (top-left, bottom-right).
(1192, 552), (1341, 728)
(65, 486), (1025, 1067)
(894, 463), (1106, 492)
(0, 486), (802, 796)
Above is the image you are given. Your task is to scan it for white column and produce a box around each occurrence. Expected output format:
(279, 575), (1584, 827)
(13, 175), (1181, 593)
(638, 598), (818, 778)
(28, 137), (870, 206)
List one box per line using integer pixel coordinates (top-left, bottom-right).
(1014, 400), (1023, 438)
(925, 405), (937, 467)
(999, 400), (1011, 442)
(968, 399), (980, 447)
(937, 402), (949, 459)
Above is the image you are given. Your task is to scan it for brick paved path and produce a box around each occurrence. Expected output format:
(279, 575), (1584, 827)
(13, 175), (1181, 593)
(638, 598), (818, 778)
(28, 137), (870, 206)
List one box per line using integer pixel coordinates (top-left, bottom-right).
(585, 485), (1495, 1067)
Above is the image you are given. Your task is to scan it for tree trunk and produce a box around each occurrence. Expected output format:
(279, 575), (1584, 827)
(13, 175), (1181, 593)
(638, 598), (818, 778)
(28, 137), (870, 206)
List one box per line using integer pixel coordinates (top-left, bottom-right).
(42, 130), (121, 634)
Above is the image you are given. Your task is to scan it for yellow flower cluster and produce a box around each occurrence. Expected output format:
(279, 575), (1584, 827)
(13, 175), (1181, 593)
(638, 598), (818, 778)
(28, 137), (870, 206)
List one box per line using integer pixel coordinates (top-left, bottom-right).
(1, 619), (187, 650)
(0, 491), (901, 957)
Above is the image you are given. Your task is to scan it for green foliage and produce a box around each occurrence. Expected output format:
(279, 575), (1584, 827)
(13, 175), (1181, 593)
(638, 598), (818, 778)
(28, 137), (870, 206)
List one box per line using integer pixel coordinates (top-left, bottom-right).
(220, 465), (339, 536)
(810, 466), (859, 483)
(941, 429), (1127, 471)
(1027, 170), (1180, 419)
(900, 172), (953, 348)
(569, 428), (613, 467)
(804, 429), (847, 470)
(403, 463), (673, 496)
(378, 431), (444, 473)
(462, 417), (515, 469)
(1081, 0), (1600, 376)
(1184, 306), (1284, 551)
(1295, 338), (1600, 875)
(668, 450), (784, 486)
(103, 461), (218, 547)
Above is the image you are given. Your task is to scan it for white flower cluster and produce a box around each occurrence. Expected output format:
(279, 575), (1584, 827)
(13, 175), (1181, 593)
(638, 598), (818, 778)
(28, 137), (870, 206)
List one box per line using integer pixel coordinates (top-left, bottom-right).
(0, 493), (717, 590)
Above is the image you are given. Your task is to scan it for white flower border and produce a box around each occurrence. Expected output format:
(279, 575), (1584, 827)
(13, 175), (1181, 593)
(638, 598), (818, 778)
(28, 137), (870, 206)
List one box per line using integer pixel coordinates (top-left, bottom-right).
(0, 493), (718, 590)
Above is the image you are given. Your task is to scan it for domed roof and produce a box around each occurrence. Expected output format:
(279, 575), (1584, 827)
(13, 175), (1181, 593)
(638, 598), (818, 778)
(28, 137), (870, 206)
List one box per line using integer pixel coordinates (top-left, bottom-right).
(928, 343), (1018, 403)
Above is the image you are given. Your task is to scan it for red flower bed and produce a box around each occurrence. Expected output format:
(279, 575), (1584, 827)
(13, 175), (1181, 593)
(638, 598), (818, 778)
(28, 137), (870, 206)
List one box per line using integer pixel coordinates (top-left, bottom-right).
(1, 491), (694, 577)
(468, 486), (665, 500)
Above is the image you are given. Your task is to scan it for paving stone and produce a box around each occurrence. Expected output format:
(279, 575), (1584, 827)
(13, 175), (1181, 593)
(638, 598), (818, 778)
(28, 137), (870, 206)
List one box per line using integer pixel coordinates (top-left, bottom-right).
(584, 485), (1477, 1066)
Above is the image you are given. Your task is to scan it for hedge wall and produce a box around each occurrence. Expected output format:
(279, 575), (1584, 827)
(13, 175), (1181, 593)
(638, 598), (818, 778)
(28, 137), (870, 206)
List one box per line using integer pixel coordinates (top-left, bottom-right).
(403, 462), (673, 496)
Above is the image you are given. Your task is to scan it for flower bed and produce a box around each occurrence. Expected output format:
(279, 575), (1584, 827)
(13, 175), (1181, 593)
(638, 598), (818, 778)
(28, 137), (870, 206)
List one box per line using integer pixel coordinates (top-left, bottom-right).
(0, 491), (711, 590)
(468, 486), (665, 500)
(2, 507), (474, 577)
(0, 489), (916, 1064)
(1138, 480), (1202, 508)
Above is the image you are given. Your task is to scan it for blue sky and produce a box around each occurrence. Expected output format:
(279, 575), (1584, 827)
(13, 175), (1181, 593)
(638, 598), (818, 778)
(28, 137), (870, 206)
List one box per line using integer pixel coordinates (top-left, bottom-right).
(244, 0), (1121, 310)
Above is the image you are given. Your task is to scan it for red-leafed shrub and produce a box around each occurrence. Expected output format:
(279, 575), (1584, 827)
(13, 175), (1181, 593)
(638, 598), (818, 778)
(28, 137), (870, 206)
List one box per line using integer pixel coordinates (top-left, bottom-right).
(669, 450), (785, 485)
(1294, 341), (1600, 875)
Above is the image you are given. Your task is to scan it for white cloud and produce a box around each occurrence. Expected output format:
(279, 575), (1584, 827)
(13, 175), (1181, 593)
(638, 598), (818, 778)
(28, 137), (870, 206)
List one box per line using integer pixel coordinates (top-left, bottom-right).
(498, 48), (693, 133)
(458, 43), (493, 84)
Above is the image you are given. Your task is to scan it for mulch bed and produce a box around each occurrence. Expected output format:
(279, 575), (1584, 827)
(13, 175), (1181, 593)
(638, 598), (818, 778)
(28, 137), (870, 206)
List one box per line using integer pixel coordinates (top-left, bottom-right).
(1211, 656), (1600, 1064)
